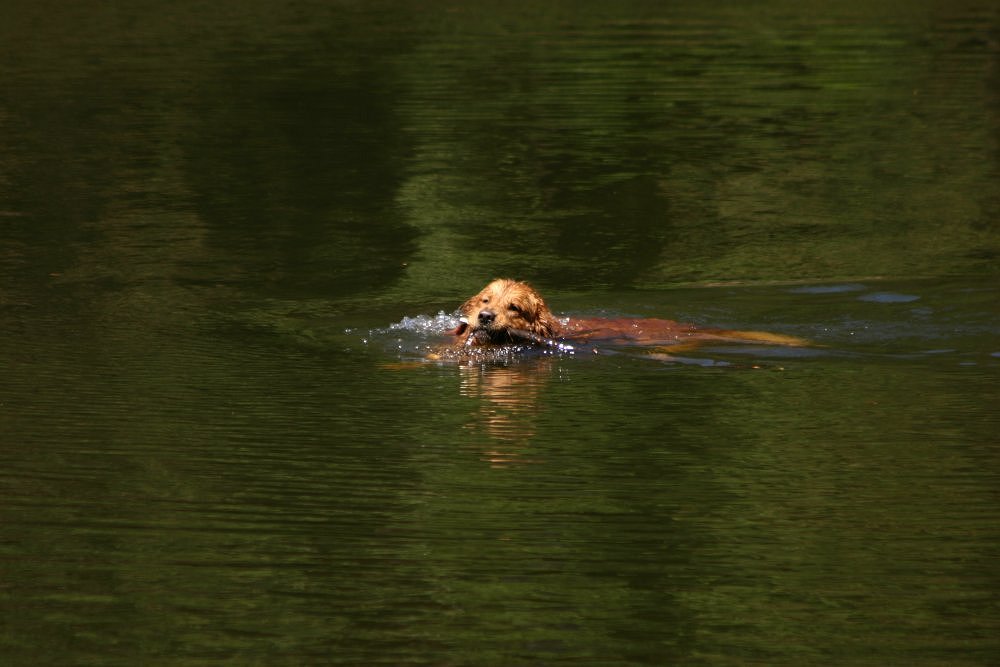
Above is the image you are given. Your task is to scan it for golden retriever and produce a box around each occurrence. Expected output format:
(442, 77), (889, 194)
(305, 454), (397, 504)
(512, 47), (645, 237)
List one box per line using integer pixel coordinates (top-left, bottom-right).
(450, 278), (807, 351)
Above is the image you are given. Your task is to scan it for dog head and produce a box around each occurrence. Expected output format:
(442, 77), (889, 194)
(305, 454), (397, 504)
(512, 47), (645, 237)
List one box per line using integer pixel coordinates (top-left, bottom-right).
(452, 278), (560, 345)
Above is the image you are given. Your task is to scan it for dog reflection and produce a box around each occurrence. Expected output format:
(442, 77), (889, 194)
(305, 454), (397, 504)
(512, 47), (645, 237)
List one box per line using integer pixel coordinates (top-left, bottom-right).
(458, 360), (552, 465)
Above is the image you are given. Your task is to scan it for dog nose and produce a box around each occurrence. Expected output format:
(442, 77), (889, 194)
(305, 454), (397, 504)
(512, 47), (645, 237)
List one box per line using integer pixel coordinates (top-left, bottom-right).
(478, 309), (495, 325)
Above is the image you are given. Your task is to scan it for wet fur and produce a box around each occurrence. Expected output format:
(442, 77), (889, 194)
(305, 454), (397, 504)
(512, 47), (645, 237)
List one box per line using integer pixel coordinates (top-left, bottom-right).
(453, 278), (560, 345)
(452, 278), (808, 350)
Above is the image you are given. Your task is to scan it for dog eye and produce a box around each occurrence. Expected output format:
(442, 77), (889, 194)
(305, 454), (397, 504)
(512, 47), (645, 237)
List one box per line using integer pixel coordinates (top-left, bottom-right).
(481, 297), (490, 304)
(508, 304), (522, 314)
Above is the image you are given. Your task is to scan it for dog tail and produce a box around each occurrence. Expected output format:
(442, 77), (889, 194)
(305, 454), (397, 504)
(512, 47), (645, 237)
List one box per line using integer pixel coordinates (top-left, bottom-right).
(716, 330), (811, 347)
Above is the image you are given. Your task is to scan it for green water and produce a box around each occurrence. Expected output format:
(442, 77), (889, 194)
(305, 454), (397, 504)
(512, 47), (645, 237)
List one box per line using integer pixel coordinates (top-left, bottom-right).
(1, 1), (998, 664)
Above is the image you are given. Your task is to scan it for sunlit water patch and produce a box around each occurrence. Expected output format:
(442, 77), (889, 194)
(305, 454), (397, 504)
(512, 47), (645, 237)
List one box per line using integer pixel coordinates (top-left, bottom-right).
(778, 281), (1000, 369)
(857, 291), (921, 304)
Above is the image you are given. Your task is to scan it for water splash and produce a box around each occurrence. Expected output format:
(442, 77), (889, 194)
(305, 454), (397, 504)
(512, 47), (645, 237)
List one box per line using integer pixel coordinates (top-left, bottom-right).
(362, 311), (459, 358)
(369, 311), (579, 362)
(387, 311), (461, 336)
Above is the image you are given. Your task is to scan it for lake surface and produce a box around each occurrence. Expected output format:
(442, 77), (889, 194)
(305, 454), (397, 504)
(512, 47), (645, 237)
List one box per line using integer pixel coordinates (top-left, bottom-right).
(2, 1), (998, 664)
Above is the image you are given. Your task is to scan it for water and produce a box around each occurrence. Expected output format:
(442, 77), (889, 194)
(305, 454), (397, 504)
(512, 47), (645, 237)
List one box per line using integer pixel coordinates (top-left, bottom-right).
(2, 1), (999, 664)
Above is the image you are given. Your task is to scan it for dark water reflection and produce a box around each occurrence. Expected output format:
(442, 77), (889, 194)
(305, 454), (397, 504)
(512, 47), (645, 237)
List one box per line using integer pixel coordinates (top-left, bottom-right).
(2, 0), (999, 664)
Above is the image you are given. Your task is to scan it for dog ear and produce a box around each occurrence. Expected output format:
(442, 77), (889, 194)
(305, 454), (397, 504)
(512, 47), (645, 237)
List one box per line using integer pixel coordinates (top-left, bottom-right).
(519, 285), (558, 338)
(533, 308), (559, 338)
